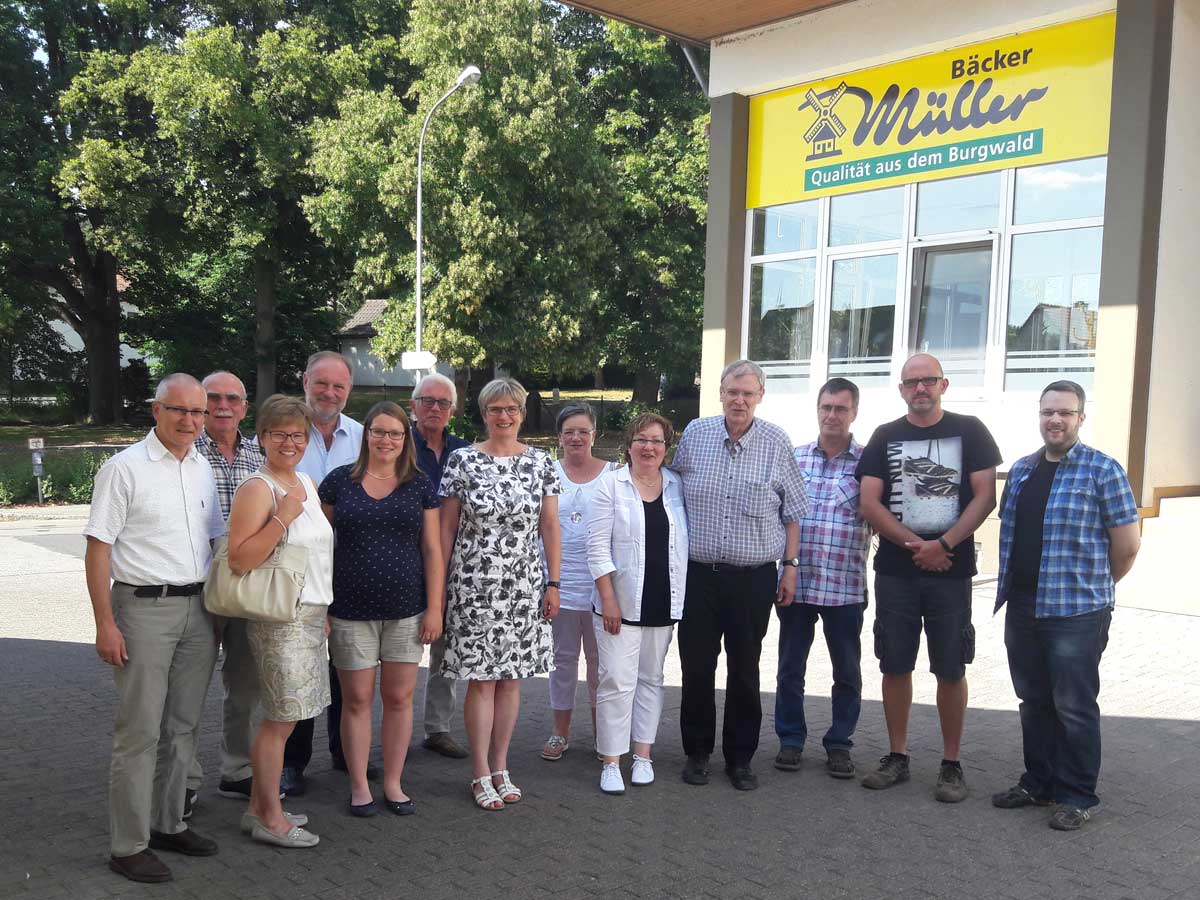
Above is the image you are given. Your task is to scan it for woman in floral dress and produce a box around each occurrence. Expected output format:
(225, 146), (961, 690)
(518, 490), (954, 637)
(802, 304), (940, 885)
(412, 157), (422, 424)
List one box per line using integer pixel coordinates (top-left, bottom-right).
(438, 378), (563, 810)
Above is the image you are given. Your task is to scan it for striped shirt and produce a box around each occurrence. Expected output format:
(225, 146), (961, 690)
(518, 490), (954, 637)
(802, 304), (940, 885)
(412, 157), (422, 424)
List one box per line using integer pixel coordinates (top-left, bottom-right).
(194, 429), (265, 522)
(996, 441), (1138, 618)
(794, 439), (869, 607)
(671, 416), (809, 567)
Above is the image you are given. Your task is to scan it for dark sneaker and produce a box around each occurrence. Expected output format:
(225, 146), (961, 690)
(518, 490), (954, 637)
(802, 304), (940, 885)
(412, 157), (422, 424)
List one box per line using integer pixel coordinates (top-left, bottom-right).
(992, 783), (1053, 809)
(826, 749), (855, 779)
(423, 732), (469, 759)
(935, 763), (968, 803)
(218, 777), (253, 800)
(861, 753), (910, 790)
(725, 764), (759, 791)
(182, 788), (197, 819)
(681, 754), (710, 785)
(109, 849), (172, 883)
(1050, 804), (1098, 831)
(279, 766), (306, 798)
(148, 827), (219, 857)
(774, 746), (803, 772)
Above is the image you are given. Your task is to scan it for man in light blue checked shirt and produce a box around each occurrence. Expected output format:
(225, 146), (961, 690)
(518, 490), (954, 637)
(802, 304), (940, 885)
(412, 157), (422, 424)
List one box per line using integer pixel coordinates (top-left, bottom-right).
(672, 359), (809, 792)
(992, 380), (1140, 832)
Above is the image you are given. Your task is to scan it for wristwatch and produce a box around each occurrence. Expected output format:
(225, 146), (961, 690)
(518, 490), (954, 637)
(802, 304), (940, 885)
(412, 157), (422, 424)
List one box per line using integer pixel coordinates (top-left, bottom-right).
(780, 558), (801, 568)
(546, 580), (561, 589)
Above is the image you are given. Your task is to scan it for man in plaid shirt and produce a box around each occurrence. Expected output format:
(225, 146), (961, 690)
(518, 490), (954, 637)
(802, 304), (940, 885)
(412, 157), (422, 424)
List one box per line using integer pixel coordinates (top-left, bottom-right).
(672, 359), (809, 792)
(774, 378), (869, 780)
(188, 371), (265, 809)
(992, 380), (1140, 831)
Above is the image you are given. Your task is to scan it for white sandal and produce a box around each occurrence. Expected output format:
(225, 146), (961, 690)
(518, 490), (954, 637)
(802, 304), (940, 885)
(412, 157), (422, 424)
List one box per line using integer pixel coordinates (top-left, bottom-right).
(470, 775), (504, 811)
(491, 769), (522, 804)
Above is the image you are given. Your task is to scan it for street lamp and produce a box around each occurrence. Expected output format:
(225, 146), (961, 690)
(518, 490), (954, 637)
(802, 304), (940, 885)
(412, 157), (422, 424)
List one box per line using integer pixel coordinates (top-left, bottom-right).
(405, 64), (482, 373)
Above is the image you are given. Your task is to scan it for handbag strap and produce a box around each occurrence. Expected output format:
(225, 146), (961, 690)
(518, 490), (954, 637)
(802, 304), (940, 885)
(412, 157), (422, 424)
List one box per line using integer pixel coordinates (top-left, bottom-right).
(241, 471), (289, 548)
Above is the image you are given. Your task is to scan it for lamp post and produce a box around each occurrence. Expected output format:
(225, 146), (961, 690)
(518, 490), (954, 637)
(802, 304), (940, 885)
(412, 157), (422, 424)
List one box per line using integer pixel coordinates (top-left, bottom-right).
(406, 64), (481, 373)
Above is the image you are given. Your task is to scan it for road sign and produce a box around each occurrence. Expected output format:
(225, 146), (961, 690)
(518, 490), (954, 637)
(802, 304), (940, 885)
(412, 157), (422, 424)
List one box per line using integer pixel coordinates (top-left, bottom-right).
(401, 350), (437, 371)
(27, 438), (44, 450)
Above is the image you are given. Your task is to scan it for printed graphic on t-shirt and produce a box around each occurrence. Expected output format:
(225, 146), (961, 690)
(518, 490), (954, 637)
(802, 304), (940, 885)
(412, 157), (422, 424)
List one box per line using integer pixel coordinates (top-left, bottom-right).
(886, 437), (962, 533)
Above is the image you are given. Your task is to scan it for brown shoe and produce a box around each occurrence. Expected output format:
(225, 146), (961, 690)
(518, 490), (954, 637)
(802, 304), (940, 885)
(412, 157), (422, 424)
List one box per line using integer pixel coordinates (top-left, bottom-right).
(148, 827), (219, 857)
(423, 732), (468, 759)
(109, 849), (172, 883)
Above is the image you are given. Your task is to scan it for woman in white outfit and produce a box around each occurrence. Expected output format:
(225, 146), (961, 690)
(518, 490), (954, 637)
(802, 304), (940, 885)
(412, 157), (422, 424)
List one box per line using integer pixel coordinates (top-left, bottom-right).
(587, 412), (688, 794)
(227, 395), (332, 848)
(542, 402), (616, 761)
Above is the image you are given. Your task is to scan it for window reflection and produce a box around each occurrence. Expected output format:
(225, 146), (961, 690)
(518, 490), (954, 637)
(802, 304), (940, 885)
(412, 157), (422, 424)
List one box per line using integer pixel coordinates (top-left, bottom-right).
(752, 200), (819, 255)
(829, 255), (897, 385)
(912, 245), (992, 387)
(748, 259), (817, 381)
(1014, 157), (1106, 225)
(829, 187), (904, 246)
(916, 172), (1001, 235)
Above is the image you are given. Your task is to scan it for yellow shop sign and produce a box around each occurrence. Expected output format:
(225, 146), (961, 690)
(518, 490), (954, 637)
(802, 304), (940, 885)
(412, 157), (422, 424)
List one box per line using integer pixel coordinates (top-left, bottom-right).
(746, 13), (1114, 207)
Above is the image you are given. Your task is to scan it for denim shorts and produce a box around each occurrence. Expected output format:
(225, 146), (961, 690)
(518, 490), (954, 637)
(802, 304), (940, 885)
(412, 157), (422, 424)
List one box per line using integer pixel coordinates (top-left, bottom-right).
(872, 574), (974, 681)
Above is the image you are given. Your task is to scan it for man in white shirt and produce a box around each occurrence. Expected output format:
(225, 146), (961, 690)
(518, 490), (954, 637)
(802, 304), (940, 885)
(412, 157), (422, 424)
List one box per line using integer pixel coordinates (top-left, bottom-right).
(282, 350), (364, 795)
(85, 373), (225, 884)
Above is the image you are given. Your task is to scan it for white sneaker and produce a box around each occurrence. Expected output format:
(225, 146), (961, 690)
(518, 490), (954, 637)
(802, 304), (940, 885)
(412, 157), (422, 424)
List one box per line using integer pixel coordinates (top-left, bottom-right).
(631, 755), (654, 786)
(599, 762), (625, 795)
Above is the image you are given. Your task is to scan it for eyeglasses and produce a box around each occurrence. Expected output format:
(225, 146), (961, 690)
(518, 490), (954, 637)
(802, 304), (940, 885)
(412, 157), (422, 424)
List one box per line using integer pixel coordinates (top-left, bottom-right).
(1039, 409), (1081, 419)
(630, 438), (667, 448)
(485, 405), (521, 417)
(206, 392), (245, 404)
(561, 429), (594, 439)
(368, 427), (407, 441)
(721, 389), (760, 401)
(413, 396), (453, 410)
(159, 404), (207, 418)
(818, 404), (853, 416)
(266, 430), (308, 444)
(900, 376), (943, 388)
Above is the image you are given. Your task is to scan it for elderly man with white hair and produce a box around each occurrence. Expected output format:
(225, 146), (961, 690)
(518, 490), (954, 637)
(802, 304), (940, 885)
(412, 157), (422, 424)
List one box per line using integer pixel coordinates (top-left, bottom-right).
(409, 372), (471, 758)
(85, 373), (225, 883)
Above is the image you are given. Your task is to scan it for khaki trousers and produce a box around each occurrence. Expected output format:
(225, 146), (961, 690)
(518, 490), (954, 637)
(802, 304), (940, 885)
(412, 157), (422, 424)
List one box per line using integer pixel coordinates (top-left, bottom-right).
(187, 617), (259, 788)
(110, 584), (217, 857)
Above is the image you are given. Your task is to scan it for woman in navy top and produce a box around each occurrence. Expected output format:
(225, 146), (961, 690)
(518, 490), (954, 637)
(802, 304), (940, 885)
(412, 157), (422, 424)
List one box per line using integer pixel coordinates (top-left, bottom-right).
(318, 402), (444, 817)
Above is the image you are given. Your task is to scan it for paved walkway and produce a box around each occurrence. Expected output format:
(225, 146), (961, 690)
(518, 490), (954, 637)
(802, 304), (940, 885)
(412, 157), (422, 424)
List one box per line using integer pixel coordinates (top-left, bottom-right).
(2, 509), (1199, 900)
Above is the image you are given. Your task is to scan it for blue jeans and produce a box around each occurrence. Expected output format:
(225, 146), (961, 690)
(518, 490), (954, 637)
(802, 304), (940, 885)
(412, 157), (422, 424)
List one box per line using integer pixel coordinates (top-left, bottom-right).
(774, 601), (865, 752)
(1004, 590), (1111, 809)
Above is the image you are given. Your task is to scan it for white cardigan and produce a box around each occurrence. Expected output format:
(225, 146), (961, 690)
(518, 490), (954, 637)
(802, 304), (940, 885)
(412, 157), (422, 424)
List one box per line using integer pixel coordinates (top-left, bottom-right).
(586, 465), (688, 622)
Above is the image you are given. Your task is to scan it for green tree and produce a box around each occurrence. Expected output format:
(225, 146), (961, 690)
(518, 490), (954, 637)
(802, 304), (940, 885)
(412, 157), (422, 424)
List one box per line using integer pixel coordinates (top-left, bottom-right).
(306, 0), (616, 381)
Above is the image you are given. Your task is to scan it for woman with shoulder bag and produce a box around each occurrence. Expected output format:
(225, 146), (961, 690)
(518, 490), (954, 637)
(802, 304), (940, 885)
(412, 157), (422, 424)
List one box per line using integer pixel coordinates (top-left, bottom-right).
(226, 395), (332, 848)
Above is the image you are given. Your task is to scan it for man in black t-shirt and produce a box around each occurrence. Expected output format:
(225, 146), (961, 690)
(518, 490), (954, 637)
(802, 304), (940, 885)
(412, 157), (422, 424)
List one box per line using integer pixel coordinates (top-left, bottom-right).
(855, 354), (1001, 803)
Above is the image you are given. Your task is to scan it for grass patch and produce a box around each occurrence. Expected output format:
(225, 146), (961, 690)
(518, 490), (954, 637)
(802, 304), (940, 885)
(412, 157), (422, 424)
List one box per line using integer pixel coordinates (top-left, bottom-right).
(0, 447), (115, 506)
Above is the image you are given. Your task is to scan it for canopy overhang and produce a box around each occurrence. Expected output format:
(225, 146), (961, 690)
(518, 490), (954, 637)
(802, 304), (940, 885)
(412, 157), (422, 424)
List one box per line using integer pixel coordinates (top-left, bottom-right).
(556, 1), (850, 45)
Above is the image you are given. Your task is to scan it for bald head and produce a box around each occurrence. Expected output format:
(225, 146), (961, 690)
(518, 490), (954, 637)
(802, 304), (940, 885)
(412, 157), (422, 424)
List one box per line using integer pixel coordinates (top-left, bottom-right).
(900, 354), (943, 380)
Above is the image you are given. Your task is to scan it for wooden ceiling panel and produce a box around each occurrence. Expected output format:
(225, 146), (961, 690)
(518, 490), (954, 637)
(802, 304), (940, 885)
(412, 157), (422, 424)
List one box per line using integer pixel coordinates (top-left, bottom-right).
(558, 1), (848, 44)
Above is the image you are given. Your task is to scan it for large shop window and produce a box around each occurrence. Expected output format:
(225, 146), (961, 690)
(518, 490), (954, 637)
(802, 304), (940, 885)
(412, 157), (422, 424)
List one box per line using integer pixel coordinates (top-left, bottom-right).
(911, 244), (992, 387)
(1006, 227), (1102, 390)
(1014, 157), (1106, 225)
(828, 255), (898, 385)
(749, 258), (817, 382)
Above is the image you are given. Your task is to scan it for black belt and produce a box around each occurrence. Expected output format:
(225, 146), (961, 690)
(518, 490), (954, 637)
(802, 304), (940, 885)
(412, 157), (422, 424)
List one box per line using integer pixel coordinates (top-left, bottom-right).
(116, 581), (205, 598)
(692, 560), (776, 574)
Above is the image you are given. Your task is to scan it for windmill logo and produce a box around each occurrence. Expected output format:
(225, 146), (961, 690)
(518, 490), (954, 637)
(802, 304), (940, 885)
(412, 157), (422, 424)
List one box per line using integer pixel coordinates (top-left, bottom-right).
(801, 82), (849, 161)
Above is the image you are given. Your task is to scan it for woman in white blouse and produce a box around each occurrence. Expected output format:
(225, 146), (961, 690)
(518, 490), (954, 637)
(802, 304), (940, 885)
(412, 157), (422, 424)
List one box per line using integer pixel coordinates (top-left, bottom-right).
(227, 395), (332, 848)
(587, 412), (688, 795)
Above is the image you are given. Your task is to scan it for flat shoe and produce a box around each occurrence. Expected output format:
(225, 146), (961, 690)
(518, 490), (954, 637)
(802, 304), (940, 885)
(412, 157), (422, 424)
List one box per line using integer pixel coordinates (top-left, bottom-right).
(349, 799), (377, 818)
(240, 811), (308, 835)
(109, 849), (172, 883)
(250, 823), (319, 848)
(385, 798), (416, 816)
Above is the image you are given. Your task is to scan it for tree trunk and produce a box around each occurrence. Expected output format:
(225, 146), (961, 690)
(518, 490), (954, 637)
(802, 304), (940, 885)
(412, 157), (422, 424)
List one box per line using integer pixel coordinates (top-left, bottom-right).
(254, 254), (276, 402)
(632, 368), (660, 404)
(83, 312), (122, 422)
(593, 367), (605, 390)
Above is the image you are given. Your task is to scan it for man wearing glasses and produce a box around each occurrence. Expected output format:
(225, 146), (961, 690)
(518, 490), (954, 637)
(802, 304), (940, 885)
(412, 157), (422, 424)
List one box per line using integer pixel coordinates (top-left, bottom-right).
(992, 381), (1139, 831)
(856, 353), (1001, 802)
(672, 359), (809, 791)
(409, 372), (470, 759)
(85, 374), (225, 882)
(184, 372), (265, 812)
(282, 350), (364, 795)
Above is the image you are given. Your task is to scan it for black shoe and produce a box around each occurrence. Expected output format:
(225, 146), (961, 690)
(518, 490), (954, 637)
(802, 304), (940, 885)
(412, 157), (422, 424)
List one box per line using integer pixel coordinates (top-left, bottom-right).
(217, 777), (254, 800)
(774, 746), (803, 772)
(861, 753), (910, 790)
(182, 788), (197, 820)
(148, 827), (219, 857)
(279, 766), (306, 797)
(109, 849), (172, 883)
(1050, 803), (1099, 831)
(681, 754), (710, 785)
(826, 749), (855, 779)
(725, 764), (759, 791)
(992, 783), (1052, 809)
(385, 797), (416, 816)
(349, 799), (377, 818)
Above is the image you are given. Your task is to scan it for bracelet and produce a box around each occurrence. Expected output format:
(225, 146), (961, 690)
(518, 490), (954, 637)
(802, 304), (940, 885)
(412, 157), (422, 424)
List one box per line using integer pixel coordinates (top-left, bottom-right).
(271, 515), (288, 533)
(938, 536), (952, 552)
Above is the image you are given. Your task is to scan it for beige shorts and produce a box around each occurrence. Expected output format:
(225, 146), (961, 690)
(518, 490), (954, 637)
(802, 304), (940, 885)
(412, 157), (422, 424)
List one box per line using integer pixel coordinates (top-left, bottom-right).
(329, 614), (425, 669)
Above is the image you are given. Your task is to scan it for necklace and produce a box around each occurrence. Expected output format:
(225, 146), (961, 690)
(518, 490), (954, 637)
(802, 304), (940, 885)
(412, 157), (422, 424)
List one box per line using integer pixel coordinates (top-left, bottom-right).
(365, 468), (396, 481)
(264, 467), (300, 489)
(633, 471), (662, 489)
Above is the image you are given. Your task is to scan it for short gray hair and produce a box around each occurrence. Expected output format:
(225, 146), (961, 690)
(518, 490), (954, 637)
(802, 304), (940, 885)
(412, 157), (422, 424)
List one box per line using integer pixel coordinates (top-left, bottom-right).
(478, 378), (528, 414)
(305, 350), (354, 379)
(556, 401), (596, 433)
(720, 359), (765, 393)
(414, 372), (457, 409)
(154, 373), (204, 402)
(201, 371), (247, 398)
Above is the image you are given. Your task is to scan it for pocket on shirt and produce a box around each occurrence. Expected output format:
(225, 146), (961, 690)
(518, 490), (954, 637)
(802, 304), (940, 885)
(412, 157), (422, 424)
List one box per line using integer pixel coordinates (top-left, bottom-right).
(741, 483), (774, 518)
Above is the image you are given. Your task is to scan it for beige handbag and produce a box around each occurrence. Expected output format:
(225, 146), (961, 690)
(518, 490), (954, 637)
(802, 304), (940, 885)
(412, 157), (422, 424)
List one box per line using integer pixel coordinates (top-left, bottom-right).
(204, 474), (307, 623)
